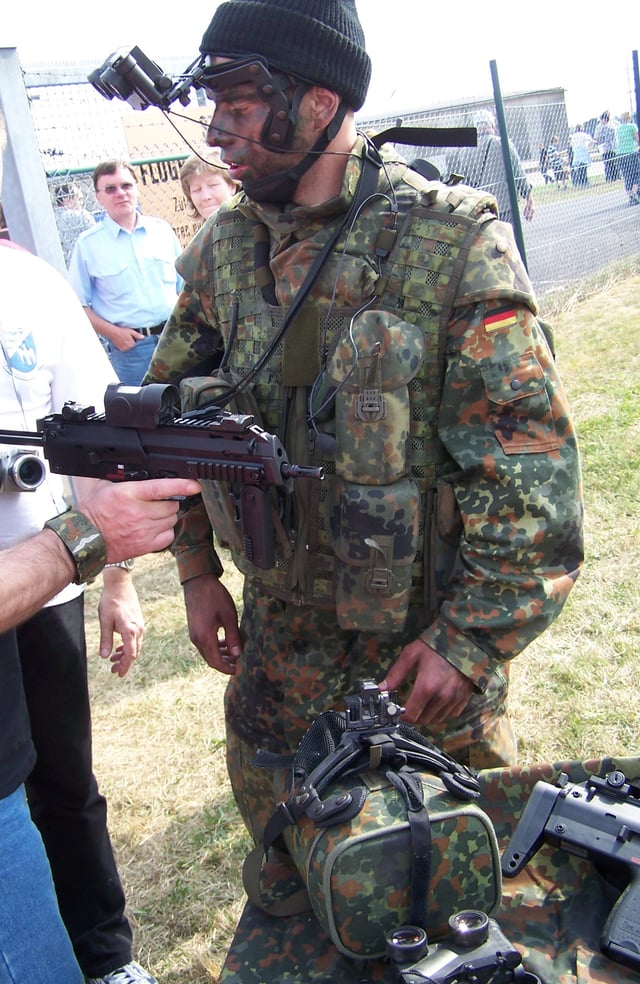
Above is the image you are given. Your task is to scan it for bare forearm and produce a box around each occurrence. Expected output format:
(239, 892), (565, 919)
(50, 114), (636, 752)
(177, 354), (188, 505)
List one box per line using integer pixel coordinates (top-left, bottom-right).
(0, 476), (201, 635)
(83, 305), (115, 338)
(0, 529), (76, 632)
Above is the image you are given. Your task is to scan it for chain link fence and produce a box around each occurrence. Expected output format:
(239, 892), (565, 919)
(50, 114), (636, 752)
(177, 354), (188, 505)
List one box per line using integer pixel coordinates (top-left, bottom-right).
(4, 52), (640, 299)
(361, 93), (640, 299)
(23, 62), (215, 260)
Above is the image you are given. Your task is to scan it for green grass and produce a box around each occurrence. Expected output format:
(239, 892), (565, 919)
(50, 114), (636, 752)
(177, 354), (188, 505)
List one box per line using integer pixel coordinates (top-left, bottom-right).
(510, 274), (640, 764)
(533, 169), (621, 207)
(83, 272), (640, 981)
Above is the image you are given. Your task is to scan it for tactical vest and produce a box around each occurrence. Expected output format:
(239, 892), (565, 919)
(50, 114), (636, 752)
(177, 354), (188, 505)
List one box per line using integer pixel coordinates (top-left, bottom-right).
(181, 165), (536, 633)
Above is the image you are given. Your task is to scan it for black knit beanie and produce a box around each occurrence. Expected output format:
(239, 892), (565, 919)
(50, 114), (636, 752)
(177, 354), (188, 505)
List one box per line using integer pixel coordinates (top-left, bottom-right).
(200, 0), (371, 111)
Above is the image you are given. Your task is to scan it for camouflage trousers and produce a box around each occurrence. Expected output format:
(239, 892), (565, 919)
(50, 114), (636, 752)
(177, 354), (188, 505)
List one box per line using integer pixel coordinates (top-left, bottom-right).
(225, 579), (516, 844)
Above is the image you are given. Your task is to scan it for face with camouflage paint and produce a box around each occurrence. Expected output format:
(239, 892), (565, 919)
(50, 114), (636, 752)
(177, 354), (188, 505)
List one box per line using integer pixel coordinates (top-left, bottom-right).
(204, 57), (317, 190)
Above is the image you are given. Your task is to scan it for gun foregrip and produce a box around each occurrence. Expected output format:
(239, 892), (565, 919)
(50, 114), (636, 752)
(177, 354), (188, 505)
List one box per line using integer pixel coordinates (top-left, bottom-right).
(602, 875), (640, 972)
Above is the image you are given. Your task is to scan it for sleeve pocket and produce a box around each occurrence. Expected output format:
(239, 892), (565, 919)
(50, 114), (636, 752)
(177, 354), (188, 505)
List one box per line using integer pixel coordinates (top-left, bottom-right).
(481, 353), (560, 454)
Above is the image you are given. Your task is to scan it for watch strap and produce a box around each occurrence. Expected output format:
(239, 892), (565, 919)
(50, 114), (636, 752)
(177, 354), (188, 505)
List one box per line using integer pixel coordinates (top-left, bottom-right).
(104, 559), (135, 571)
(44, 508), (107, 585)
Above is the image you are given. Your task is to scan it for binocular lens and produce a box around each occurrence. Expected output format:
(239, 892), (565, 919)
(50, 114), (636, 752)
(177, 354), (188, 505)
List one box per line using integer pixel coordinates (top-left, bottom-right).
(386, 925), (429, 963)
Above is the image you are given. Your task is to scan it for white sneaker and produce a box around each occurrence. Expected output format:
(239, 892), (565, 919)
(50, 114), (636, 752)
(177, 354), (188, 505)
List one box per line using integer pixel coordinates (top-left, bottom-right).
(85, 961), (157, 984)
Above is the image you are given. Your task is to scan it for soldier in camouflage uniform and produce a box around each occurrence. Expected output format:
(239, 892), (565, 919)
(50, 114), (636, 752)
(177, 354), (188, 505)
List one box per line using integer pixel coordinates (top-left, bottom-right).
(145, 0), (583, 846)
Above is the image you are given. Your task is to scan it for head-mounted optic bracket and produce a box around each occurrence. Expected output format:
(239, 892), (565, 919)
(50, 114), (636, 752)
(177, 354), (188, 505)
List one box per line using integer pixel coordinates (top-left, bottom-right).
(201, 56), (298, 150)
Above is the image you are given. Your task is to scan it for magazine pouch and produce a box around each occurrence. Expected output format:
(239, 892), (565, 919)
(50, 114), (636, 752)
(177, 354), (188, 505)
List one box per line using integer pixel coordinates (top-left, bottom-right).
(327, 309), (425, 485)
(327, 476), (420, 633)
(324, 311), (425, 632)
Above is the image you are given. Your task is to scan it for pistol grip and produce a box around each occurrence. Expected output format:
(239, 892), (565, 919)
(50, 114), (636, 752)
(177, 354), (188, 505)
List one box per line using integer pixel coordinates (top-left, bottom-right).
(602, 873), (640, 972)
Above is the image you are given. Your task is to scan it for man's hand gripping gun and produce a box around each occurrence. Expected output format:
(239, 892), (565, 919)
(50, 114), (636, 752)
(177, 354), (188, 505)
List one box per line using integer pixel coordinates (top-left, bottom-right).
(0, 383), (323, 570)
(501, 769), (640, 972)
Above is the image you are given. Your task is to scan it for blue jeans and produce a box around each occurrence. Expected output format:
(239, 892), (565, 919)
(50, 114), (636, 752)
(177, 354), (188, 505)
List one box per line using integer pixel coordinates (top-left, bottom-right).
(107, 334), (159, 386)
(19, 598), (132, 977)
(0, 785), (83, 983)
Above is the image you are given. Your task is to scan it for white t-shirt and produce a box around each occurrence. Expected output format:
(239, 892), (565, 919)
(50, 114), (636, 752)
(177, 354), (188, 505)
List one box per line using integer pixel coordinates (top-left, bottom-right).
(0, 244), (118, 605)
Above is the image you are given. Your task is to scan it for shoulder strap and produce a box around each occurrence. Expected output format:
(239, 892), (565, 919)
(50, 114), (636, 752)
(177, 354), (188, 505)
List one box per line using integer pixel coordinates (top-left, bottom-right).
(379, 180), (497, 388)
(386, 766), (431, 928)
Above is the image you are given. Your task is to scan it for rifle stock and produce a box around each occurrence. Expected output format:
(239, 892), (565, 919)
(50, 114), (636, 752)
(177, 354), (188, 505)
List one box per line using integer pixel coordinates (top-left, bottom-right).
(502, 770), (640, 972)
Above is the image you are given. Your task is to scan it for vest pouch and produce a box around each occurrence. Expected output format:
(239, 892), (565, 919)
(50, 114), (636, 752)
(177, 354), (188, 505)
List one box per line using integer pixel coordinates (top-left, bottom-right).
(327, 311), (426, 484)
(327, 476), (420, 632)
(180, 367), (262, 420)
(280, 768), (501, 959)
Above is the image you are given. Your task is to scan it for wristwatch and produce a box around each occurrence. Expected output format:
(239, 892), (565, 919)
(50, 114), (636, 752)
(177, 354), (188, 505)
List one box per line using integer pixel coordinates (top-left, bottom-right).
(44, 508), (107, 585)
(104, 559), (135, 572)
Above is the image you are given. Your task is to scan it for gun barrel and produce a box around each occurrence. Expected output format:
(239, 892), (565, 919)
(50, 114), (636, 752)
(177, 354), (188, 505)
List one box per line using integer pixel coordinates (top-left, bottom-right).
(0, 428), (44, 448)
(281, 463), (324, 481)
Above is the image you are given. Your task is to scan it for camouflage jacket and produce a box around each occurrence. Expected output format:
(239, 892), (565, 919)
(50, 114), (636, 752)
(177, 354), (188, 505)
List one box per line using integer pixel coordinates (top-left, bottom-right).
(146, 136), (583, 690)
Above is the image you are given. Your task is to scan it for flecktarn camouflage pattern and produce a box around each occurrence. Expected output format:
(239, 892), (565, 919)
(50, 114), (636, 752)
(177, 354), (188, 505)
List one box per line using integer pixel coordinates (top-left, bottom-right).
(148, 135), (583, 770)
(240, 696), (500, 964)
(43, 507), (107, 584)
(145, 134), (586, 978)
(481, 755), (640, 984)
(148, 136), (582, 665)
(220, 756), (640, 984)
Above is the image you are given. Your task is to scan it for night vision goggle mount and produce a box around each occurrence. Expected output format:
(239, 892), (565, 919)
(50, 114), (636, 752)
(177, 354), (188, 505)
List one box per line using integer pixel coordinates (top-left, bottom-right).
(89, 47), (304, 151)
(88, 47), (204, 112)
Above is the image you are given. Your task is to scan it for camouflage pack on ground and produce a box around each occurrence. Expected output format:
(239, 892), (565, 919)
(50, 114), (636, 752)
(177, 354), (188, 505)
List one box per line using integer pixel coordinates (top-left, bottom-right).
(241, 685), (501, 960)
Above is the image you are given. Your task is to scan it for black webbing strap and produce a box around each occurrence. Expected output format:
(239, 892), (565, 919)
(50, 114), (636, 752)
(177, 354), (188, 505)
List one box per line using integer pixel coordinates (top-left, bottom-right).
(370, 125), (477, 150)
(386, 767), (432, 929)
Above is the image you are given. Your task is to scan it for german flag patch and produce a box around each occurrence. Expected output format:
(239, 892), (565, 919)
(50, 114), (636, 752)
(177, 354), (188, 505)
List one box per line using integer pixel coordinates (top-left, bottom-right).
(484, 305), (518, 333)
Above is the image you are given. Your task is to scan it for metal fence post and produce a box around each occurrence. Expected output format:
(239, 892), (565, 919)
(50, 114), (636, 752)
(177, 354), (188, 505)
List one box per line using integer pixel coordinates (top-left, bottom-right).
(490, 59), (528, 272)
(0, 47), (65, 272)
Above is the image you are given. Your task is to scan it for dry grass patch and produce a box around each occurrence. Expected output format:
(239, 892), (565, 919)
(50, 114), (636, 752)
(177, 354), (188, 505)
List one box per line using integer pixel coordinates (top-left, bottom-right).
(85, 553), (248, 982)
(510, 275), (640, 762)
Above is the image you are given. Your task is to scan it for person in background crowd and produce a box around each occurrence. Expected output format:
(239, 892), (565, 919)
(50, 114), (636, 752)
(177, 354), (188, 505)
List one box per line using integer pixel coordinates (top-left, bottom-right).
(68, 161), (182, 386)
(53, 182), (95, 266)
(568, 124), (592, 187)
(616, 110), (639, 205)
(538, 143), (553, 183)
(179, 147), (239, 221)
(0, 93), (198, 984)
(595, 111), (619, 182)
(145, 0), (583, 859)
(546, 135), (569, 188)
(450, 110), (534, 225)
